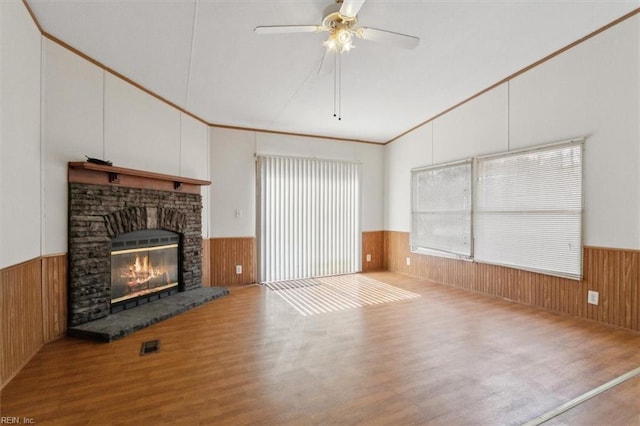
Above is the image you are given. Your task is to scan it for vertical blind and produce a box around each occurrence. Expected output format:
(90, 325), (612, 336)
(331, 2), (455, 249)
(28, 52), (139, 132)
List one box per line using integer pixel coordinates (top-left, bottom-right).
(411, 160), (472, 257)
(474, 141), (583, 279)
(257, 155), (361, 283)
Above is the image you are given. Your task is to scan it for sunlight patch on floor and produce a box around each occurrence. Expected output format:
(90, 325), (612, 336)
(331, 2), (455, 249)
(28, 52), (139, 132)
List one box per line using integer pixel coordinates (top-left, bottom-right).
(265, 274), (421, 316)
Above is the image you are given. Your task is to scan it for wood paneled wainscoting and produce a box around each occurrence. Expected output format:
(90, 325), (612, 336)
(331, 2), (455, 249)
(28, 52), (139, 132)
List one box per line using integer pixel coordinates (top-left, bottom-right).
(362, 231), (384, 273)
(41, 255), (68, 342)
(384, 231), (640, 332)
(209, 237), (256, 286)
(0, 255), (67, 391)
(205, 232), (385, 284)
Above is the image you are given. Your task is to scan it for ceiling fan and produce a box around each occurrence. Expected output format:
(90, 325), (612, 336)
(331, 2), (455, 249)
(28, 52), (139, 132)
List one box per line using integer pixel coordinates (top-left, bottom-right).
(254, 0), (420, 54)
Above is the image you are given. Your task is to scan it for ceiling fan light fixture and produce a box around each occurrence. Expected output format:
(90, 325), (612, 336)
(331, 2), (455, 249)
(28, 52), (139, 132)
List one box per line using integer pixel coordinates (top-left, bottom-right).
(323, 37), (337, 51)
(337, 28), (352, 46)
(254, 0), (420, 53)
(324, 27), (355, 53)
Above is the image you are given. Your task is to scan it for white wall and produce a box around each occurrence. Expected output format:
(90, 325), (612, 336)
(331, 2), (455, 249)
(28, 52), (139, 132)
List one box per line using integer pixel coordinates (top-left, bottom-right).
(384, 15), (640, 250)
(209, 128), (385, 238)
(509, 17), (640, 249)
(104, 74), (181, 175)
(433, 83), (508, 163)
(38, 36), (211, 257)
(384, 123), (432, 232)
(42, 40), (103, 256)
(1, 1), (42, 268)
(209, 127), (256, 238)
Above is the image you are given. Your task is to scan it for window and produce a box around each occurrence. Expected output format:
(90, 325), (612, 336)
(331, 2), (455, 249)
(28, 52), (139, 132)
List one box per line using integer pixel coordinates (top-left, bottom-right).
(474, 141), (583, 279)
(410, 139), (583, 280)
(411, 160), (472, 258)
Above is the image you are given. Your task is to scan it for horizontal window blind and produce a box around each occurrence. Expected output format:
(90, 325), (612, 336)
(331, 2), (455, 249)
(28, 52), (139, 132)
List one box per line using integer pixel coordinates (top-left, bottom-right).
(257, 155), (361, 283)
(474, 141), (583, 279)
(411, 160), (472, 257)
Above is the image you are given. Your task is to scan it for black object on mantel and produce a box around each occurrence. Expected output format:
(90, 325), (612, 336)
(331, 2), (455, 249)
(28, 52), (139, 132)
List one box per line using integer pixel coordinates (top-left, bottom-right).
(85, 155), (113, 166)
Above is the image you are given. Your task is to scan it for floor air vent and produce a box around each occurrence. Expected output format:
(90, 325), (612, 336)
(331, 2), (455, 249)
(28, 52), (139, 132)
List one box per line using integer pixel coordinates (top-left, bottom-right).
(140, 339), (160, 355)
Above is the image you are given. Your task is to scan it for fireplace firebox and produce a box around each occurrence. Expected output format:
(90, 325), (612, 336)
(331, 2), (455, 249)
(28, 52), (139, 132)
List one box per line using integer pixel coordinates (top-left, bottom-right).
(110, 229), (181, 313)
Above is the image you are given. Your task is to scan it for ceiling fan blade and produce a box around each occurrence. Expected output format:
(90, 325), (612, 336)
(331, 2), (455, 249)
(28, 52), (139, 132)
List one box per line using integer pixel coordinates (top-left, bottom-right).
(254, 25), (322, 35)
(339, 0), (367, 18)
(358, 27), (420, 49)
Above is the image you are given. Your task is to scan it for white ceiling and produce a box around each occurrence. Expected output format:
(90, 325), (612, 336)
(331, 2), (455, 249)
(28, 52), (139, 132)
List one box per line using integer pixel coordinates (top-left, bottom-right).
(28, 0), (639, 143)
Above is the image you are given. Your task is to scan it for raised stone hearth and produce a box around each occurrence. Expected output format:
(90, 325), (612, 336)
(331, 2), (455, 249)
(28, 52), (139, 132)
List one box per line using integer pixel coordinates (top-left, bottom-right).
(67, 162), (224, 340)
(67, 286), (229, 342)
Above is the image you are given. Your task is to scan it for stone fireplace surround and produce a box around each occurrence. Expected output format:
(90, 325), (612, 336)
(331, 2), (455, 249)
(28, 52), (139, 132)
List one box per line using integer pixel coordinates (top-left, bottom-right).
(67, 162), (227, 341)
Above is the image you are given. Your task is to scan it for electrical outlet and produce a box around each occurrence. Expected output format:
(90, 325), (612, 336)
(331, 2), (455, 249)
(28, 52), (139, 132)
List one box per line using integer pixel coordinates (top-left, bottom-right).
(587, 290), (599, 305)
(236, 265), (242, 275)
(406, 257), (411, 266)
(366, 254), (371, 262)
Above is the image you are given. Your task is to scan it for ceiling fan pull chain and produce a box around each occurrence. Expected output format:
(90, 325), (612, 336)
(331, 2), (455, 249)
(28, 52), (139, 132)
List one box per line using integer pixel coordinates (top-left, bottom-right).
(338, 53), (342, 121)
(333, 52), (338, 117)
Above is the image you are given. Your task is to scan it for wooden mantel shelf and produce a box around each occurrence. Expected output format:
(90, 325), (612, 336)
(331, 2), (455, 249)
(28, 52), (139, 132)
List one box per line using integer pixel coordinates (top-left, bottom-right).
(68, 161), (211, 194)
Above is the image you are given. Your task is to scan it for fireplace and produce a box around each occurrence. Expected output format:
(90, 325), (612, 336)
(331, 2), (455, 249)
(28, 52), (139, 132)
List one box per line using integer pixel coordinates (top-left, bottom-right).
(110, 229), (181, 313)
(67, 161), (211, 327)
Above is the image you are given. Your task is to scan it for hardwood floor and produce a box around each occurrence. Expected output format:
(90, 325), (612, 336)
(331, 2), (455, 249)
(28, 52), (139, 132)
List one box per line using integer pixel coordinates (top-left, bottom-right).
(3, 272), (640, 424)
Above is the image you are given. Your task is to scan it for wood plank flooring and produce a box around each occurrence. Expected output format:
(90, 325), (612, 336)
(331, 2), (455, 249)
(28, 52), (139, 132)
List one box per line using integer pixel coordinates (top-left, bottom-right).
(3, 272), (640, 424)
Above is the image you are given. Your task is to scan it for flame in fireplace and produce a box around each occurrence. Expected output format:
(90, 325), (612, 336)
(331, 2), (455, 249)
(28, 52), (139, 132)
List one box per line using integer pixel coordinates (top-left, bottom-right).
(111, 242), (179, 306)
(124, 254), (170, 286)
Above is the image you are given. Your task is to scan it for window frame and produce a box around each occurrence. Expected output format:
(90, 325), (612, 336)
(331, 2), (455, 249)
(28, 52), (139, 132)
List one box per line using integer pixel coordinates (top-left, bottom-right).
(473, 139), (584, 280)
(410, 158), (473, 259)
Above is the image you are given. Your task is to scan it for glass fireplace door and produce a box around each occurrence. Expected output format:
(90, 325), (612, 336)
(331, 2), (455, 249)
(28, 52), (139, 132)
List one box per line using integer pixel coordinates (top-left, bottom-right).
(110, 229), (180, 310)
